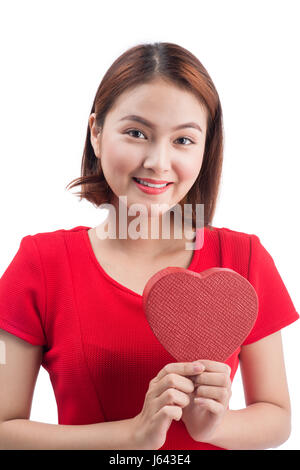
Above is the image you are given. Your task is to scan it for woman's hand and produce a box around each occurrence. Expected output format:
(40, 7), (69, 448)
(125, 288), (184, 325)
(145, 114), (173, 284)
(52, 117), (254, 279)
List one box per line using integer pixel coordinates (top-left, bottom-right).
(130, 361), (203, 450)
(181, 359), (232, 443)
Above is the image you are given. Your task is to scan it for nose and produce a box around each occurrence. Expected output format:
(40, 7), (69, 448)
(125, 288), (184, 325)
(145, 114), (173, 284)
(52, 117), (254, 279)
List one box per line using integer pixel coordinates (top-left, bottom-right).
(142, 142), (172, 174)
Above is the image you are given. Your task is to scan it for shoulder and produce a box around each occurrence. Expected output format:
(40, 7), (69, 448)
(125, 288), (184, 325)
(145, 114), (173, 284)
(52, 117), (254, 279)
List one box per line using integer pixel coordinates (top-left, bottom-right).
(205, 225), (258, 277)
(20, 225), (90, 264)
(25, 225), (89, 245)
(206, 224), (257, 248)
(208, 224), (254, 239)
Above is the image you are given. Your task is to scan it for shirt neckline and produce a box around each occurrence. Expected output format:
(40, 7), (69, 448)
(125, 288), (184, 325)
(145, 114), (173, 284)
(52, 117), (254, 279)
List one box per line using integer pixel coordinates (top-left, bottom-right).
(82, 226), (205, 299)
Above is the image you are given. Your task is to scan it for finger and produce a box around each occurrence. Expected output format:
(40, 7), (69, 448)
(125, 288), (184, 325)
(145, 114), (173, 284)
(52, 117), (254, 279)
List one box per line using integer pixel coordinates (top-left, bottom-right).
(193, 371), (232, 388)
(193, 397), (224, 415)
(159, 387), (191, 409)
(154, 361), (205, 383)
(153, 372), (196, 397)
(193, 360), (231, 375)
(195, 385), (231, 404)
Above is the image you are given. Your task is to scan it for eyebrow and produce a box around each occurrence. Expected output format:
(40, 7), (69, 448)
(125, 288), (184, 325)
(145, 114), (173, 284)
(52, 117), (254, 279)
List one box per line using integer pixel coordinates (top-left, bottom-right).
(119, 114), (202, 133)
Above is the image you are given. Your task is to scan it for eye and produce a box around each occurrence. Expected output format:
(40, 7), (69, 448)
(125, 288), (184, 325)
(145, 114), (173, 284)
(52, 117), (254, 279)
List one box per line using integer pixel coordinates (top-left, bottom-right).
(175, 137), (195, 146)
(125, 129), (147, 139)
(125, 129), (195, 145)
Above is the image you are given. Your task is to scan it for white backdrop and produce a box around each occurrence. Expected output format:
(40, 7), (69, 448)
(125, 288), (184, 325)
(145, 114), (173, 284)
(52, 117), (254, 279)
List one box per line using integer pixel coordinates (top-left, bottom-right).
(0, 0), (299, 450)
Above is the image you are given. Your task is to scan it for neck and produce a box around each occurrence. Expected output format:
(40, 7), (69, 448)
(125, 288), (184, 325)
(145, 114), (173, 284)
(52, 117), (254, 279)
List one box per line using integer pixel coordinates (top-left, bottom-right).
(94, 204), (196, 258)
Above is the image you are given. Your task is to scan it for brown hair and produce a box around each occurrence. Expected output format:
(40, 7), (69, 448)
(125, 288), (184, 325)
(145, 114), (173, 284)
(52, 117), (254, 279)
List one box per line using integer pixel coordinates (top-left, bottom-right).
(65, 42), (224, 231)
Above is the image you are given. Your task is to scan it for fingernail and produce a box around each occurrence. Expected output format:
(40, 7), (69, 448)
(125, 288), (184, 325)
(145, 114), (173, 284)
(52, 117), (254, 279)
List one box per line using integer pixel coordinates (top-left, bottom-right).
(193, 364), (204, 372)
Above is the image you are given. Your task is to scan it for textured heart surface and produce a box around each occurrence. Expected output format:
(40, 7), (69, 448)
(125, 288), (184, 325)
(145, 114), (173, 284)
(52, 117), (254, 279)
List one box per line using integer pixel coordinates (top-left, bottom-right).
(142, 267), (258, 363)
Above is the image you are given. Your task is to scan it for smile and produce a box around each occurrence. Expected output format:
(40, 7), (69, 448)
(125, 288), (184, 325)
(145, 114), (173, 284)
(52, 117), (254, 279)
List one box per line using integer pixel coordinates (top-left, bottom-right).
(132, 177), (173, 195)
(134, 177), (169, 188)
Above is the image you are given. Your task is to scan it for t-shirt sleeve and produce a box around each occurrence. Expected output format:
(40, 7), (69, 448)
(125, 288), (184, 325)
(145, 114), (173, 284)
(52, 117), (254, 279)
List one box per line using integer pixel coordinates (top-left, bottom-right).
(0, 235), (47, 346)
(242, 234), (299, 345)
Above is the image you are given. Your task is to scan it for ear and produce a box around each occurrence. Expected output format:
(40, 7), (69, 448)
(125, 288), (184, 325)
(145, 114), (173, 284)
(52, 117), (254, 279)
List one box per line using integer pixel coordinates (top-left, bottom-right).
(89, 113), (101, 158)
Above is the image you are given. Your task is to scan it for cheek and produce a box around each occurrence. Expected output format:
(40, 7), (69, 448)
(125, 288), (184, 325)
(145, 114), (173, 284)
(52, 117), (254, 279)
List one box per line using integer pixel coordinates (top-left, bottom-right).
(174, 159), (201, 182)
(103, 140), (138, 174)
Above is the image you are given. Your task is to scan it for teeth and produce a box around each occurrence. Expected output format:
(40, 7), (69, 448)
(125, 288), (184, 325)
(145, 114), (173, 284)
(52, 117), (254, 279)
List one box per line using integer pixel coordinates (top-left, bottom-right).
(135, 178), (168, 188)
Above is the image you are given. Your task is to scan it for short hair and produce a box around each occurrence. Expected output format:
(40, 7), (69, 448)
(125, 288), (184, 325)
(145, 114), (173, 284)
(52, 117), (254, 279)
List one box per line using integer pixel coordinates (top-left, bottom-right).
(65, 42), (224, 231)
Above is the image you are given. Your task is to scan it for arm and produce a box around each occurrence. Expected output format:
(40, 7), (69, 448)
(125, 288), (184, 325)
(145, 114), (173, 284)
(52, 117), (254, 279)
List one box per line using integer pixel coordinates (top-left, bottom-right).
(0, 329), (137, 450)
(203, 331), (292, 449)
(0, 418), (138, 450)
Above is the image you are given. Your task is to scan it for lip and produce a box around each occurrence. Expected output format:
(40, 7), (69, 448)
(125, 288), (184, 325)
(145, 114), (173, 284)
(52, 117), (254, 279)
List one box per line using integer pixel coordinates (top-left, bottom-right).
(133, 177), (172, 184)
(132, 177), (173, 195)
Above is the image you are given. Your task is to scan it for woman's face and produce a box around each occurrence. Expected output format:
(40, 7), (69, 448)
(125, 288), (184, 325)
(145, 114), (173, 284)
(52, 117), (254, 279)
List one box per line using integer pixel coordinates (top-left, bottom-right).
(89, 78), (208, 219)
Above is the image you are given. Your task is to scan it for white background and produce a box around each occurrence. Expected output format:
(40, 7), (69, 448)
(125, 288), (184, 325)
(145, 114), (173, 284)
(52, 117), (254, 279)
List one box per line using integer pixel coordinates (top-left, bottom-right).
(0, 0), (299, 450)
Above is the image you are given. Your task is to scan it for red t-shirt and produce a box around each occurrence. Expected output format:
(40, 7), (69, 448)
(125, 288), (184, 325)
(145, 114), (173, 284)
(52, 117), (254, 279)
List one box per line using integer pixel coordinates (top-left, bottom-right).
(0, 225), (298, 450)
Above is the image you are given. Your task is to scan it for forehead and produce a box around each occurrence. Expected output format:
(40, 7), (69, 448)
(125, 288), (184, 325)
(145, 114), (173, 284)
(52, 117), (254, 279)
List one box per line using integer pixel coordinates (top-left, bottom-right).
(107, 79), (207, 127)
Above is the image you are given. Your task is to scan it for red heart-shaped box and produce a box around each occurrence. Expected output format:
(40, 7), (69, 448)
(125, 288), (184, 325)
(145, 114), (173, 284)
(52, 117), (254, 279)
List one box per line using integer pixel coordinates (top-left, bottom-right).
(142, 267), (258, 363)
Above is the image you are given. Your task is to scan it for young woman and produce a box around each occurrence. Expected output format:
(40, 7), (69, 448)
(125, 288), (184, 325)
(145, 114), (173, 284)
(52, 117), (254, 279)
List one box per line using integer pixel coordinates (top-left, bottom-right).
(0, 42), (298, 450)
